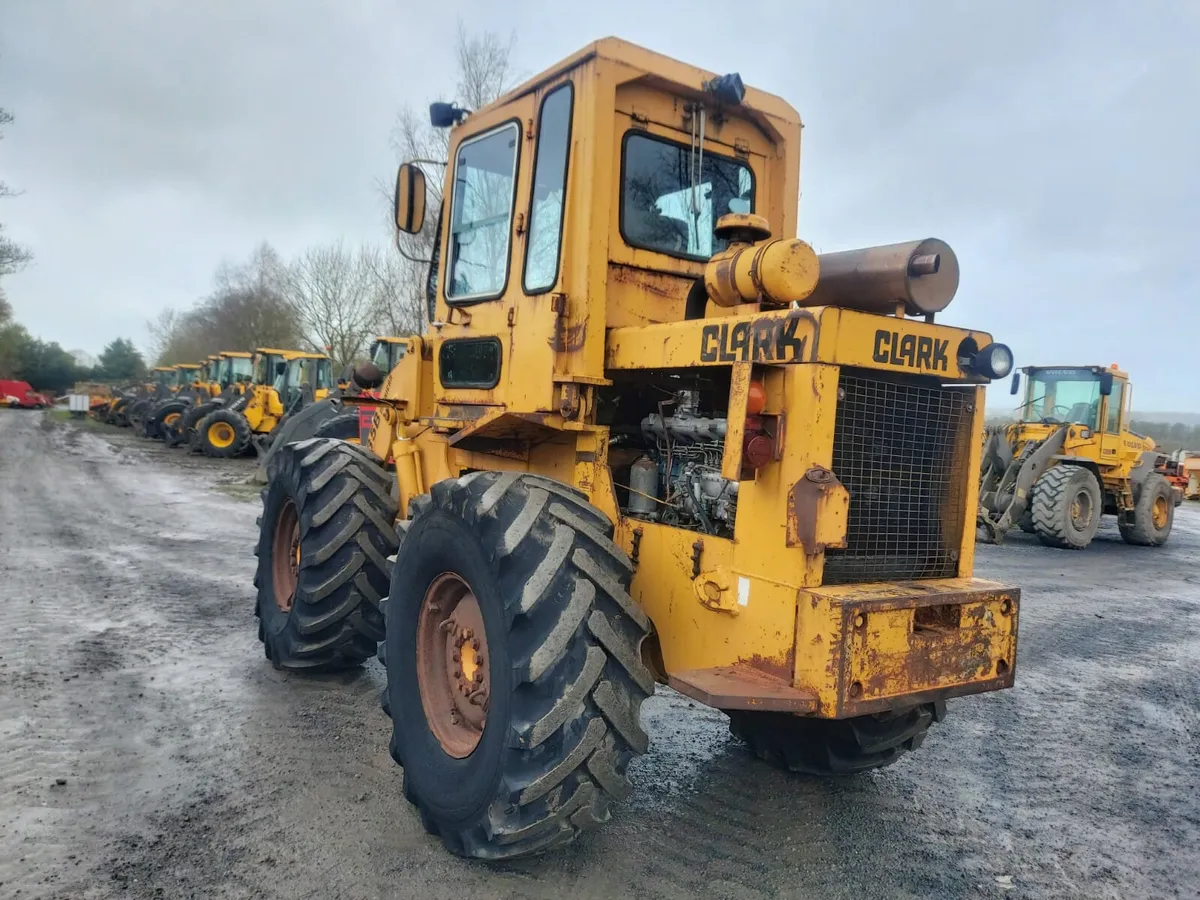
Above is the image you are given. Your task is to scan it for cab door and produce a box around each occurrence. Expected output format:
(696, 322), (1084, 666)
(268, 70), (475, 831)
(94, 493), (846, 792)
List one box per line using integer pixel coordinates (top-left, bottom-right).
(1098, 376), (1127, 465)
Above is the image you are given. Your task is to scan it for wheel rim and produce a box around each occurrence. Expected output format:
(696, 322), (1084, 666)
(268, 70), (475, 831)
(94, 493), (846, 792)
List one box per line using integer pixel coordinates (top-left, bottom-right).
(1070, 488), (1094, 531)
(416, 573), (489, 758)
(1152, 494), (1169, 529)
(209, 421), (236, 448)
(163, 412), (181, 428)
(272, 500), (300, 613)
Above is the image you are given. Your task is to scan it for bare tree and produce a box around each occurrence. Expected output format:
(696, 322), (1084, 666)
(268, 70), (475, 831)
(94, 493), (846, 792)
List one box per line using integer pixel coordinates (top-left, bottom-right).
(148, 242), (301, 364)
(0, 106), (32, 291)
(284, 242), (380, 368)
(376, 24), (517, 330)
(361, 245), (426, 337)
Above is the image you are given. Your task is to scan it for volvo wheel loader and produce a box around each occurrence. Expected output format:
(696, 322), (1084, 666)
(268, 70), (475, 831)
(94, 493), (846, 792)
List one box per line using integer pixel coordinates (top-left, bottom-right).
(253, 38), (1020, 860)
(123, 366), (176, 430)
(165, 351), (255, 447)
(979, 364), (1174, 549)
(195, 348), (332, 458)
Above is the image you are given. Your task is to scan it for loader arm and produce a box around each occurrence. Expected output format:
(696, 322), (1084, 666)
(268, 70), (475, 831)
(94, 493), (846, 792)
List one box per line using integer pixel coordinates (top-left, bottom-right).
(978, 425), (1067, 543)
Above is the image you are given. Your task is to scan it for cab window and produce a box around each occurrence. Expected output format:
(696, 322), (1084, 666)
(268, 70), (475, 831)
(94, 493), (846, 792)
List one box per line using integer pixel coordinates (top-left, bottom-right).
(446, 122), (520, 301)
(621, 132), (754, 260)
(524, 84), (573, 293)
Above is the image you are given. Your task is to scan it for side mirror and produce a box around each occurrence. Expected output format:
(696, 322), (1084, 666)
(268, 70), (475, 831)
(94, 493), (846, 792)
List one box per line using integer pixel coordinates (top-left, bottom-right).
(394, 163), (427, 235)
(1009, 372), (1021, 396)
(1099, 371), (1114, 396)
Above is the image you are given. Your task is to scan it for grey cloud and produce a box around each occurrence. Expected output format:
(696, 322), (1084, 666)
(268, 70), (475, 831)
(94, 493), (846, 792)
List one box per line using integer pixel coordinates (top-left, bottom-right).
(3, 0), (1197, 410)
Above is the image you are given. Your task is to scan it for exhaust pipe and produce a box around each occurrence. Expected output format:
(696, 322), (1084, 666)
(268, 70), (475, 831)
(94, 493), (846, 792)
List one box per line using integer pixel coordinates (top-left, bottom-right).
(800, 238), (960, 316)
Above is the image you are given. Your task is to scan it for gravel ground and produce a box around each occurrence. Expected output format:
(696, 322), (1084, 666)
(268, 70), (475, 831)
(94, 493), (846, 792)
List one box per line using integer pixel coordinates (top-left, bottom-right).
(1, 409), (1198, 900)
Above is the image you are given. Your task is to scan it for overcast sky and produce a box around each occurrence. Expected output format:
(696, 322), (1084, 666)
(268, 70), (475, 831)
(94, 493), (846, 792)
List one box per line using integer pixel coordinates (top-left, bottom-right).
(4, 1), (1198, 410)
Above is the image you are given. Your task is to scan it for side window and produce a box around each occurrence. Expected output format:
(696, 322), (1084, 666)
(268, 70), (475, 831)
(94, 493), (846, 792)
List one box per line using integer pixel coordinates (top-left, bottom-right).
(524, 84), (573, 293)
(439, 338), (502, 389)
(1106, 382), (1124, 432)
(446, 122), (520, 301)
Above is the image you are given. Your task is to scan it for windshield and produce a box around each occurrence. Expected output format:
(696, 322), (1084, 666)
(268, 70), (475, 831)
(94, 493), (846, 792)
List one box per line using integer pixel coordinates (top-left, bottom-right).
(315, 359), (332, 391)
(230, 356), (253, 382)
(1021, 369), (1101, 427)
(254, 353), (279, 385)
(621, 133), (755, 260)
(177, 368), (198, 386)
(371, 341), (404, 374)
(447, 122), (520, 300)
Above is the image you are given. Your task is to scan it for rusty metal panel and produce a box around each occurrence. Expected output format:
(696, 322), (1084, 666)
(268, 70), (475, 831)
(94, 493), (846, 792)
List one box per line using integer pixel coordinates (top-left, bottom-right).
(668, 666), (818, 713)
(786, 466), (849, 553)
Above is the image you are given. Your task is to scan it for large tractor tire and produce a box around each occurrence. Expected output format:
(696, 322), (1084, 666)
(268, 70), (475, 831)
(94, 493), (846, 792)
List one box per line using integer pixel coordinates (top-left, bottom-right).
(196, 408), (252, 458)
(313, 411), (361, 442)
(728, 701), (945, 774)
(147, 399), (190, 442)
(107, 396), (131, 426)
(127, 399), (152, 432)
(253, 439), (396, 670)
(174, 401), (221, 450)
(1030, 465), (1102, 550)
(1119, 473), (1174, 546)
(385, 472), (653, 859)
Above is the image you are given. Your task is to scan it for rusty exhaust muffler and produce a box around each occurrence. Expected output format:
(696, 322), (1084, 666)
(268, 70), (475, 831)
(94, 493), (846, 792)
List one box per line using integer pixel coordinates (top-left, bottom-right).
(799, 238), (960, 316)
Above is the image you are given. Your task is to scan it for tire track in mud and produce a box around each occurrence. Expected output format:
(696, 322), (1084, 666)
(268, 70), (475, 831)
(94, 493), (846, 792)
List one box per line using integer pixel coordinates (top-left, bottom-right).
(4, 412), (1200, 900)
(0, 413), (260, 899)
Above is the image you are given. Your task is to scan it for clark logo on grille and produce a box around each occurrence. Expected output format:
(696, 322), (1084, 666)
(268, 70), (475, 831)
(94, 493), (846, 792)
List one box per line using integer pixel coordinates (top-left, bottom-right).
(699, 315), (807, 363)
(872, 330), (949, 372)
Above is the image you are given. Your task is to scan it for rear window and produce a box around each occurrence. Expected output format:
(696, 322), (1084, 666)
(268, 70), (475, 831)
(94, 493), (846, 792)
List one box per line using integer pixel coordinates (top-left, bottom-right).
(621, 132), (754, 261)
(439, 338), (502, 389)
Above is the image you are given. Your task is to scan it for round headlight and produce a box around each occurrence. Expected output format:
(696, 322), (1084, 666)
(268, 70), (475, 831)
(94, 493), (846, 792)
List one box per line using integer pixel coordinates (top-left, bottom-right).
(978, 343), (1014, 379)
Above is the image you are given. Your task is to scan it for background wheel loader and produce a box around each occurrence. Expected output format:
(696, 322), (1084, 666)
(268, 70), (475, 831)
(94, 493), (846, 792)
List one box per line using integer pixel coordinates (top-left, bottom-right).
(254, 38), (1020, 860)
(248, 335), (410, 480)
(194, 348), (332, 459)
(978, 365), (1174, 549)
(165, 351), (255, 447)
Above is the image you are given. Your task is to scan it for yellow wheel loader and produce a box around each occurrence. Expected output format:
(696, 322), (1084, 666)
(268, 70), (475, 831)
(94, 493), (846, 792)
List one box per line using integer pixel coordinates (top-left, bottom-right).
(141, 363), (205, 440)
(121, 366), (176, 430)
(195, 349), (332, 459)
(165, 351), (256, 448)
(979, 365), (1174, 549)
(254, 38), (1020, 859)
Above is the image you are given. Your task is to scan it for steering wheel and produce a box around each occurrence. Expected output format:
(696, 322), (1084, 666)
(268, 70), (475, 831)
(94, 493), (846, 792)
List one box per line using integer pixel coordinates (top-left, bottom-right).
(1040, 404), (1074, 424)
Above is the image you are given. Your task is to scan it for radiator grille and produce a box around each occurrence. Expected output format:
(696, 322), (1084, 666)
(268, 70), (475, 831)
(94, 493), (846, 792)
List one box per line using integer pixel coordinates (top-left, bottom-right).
(823, 370), (974, 585)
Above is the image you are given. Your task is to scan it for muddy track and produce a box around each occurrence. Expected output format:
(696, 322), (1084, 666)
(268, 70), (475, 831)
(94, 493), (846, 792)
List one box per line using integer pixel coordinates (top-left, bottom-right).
(1, 410), (1198, 899)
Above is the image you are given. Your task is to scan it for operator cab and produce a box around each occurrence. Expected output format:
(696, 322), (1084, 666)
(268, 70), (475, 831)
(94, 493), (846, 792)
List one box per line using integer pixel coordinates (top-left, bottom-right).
(1015, 365), (1125, 433)
(370, 339), (407, 377)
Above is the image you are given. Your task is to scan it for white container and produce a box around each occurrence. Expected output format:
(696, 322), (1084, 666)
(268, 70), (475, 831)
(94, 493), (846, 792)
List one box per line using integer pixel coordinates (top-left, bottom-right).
(68, 394), (90, 413)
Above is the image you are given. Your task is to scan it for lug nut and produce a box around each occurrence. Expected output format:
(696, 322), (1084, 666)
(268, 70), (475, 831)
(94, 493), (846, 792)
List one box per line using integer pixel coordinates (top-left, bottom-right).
(453, 669), (461, 679)
(472, 638), (480, 650)
(452, 651), (461, 663)
(474, 671), (483, 683)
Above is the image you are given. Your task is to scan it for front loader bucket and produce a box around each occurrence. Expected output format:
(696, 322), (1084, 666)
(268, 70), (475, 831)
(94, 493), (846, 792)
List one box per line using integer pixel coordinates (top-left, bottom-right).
(976, 424), (1067, 543)
(251, 398), (341, 483)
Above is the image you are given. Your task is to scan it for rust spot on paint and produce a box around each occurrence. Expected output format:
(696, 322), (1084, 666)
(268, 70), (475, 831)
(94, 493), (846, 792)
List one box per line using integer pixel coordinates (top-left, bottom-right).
(550, 320), (587, 352)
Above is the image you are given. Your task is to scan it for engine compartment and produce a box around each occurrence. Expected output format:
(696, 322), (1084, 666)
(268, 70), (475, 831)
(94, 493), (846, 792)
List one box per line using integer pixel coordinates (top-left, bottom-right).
(601, 372), (738, 538)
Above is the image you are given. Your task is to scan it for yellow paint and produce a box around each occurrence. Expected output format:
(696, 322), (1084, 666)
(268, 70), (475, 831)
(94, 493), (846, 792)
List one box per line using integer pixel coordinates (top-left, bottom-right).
(358, 37), (1019, 720)
(1001, 365), (1154, 515)
(208, 421), (236, 449)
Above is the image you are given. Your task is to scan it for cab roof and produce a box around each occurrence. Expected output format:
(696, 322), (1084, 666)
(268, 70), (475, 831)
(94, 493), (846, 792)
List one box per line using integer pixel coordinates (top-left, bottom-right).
(1024, 364), (1129, 379)
(255, 347), (329, 360)
(478, 36), (800, 133)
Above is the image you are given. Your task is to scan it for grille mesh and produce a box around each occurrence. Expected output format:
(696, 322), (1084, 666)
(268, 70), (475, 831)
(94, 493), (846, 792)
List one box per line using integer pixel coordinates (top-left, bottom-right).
(823, 370), (974, 585)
